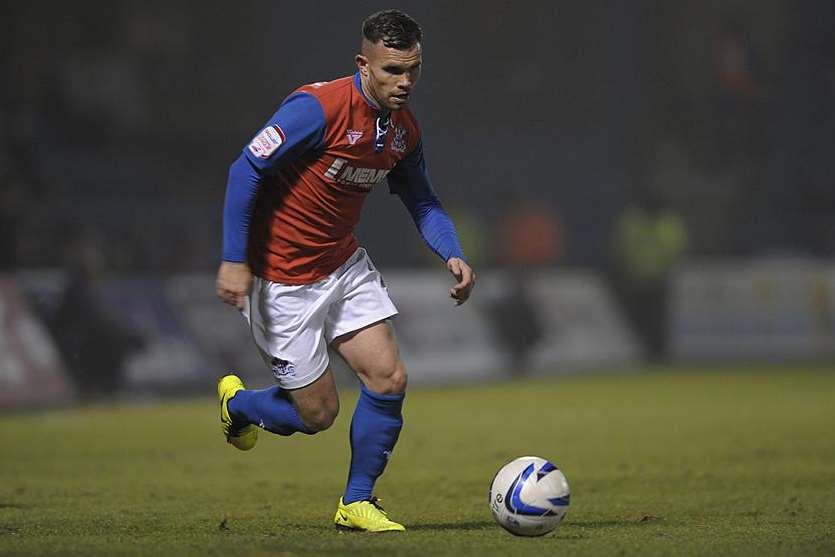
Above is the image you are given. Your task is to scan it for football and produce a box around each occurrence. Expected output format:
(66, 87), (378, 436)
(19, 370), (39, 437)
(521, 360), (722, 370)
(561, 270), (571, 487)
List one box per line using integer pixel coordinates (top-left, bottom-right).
(488, 456), (571, 536)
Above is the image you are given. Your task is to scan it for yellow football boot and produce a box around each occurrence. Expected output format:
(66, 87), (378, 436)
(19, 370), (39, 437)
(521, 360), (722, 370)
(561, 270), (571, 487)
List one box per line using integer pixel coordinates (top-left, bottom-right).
(334, 497), (405, 532)
(217, 374), (258, 451)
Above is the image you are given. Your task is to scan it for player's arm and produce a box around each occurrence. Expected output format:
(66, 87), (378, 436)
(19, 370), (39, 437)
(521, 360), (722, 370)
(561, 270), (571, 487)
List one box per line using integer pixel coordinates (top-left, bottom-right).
(388, 141), (475, 305)
(217, 93), (326, 309)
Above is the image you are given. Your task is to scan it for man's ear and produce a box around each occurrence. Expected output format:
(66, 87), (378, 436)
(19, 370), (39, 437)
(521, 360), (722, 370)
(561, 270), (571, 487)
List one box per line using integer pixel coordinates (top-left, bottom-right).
(355, 54), (369, 76)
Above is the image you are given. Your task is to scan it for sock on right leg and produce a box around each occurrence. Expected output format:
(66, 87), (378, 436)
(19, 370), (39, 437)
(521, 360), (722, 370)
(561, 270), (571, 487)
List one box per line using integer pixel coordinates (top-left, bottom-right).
(342, 385), (405, 504)
(228, 386), (312, 436)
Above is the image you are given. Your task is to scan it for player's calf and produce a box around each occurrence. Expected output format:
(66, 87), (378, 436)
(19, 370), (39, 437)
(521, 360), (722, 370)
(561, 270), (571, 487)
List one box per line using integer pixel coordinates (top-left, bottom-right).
(283, 368), (341, 432)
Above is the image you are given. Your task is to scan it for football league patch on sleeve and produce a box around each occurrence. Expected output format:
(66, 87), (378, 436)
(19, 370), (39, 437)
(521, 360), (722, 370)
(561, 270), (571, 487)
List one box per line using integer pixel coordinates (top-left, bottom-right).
(248, 125), (285, 159)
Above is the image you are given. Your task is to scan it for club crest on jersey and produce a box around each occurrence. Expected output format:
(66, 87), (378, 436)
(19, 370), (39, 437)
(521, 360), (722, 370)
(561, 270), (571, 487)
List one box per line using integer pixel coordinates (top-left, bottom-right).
(324, 157), (390, 190)
(390, 125), (407, 153)
(248, 125), (285, 159)
(346, 130), (364, 145)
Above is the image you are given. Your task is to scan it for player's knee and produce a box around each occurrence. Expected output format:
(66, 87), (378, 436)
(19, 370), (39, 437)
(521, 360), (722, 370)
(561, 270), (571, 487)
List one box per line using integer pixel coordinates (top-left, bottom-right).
(301, 400), (339, 432)
(374, 361), (408, 395)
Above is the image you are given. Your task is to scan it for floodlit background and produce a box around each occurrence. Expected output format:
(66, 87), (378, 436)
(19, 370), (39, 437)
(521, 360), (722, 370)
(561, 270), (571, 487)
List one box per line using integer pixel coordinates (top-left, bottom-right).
(2, 3), (835, 556)
(1, 0), (834, 404)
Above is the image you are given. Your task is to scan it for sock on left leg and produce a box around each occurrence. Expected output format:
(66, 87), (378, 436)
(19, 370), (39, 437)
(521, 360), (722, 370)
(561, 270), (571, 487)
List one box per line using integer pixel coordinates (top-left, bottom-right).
(228, 386), (312, 436)
(343, 384), (405, 504)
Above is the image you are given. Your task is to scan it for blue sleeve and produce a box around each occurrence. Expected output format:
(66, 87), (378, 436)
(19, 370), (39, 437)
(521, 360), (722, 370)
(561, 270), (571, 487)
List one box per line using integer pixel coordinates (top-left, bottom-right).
(222, 93), (326, 262)
(388, 141), (466, 262)
(221, 155), (261, 262)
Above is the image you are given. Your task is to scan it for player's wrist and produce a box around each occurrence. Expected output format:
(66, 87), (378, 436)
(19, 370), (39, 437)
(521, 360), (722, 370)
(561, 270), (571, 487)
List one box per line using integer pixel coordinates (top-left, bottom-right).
(220, 260), (251, 272)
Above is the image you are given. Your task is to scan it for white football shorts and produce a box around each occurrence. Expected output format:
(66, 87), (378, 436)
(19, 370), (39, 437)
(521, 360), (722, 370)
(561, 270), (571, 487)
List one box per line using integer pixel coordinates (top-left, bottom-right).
(242, 247), (398, 389)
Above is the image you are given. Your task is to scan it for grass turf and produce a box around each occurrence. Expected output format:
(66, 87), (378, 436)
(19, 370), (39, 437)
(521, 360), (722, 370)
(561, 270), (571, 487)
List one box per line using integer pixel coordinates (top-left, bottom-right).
(0, 366), (833, 556)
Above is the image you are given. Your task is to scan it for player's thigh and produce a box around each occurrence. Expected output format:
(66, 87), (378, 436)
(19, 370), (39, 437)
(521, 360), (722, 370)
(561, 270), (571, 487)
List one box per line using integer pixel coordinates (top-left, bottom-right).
(324, 248), (402, 393)
(332, 320), (407, 395)
(324, 248), (397, 345)
(285, 367), (340, 431)
(247, 277), (342, 430)
(247, 276), (333, 390)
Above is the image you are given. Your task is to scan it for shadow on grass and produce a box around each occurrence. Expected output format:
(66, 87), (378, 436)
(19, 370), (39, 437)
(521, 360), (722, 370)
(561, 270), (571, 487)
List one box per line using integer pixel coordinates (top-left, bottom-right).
(271, 519), (642, 535)
(408, 518), (645, 532)
(409, 521), (495, 531)
(567, 519), (652, 529)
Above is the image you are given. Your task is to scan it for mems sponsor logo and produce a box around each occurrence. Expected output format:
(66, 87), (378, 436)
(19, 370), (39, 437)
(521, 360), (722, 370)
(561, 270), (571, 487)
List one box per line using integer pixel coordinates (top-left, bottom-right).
(324, 158), (389, 190)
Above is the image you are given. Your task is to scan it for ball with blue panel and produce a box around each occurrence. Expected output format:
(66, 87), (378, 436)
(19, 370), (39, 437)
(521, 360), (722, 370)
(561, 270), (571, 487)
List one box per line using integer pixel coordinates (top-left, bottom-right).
(488, 456), (571, 536)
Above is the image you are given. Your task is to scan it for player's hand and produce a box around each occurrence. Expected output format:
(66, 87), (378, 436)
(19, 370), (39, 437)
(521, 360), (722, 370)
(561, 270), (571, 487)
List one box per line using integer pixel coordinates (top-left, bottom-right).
(216, 261), (252, 310)
(447, 257), (475, 306)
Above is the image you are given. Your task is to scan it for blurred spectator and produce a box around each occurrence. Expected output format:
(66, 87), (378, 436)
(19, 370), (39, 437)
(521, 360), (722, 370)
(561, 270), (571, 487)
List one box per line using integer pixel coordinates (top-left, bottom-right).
(496, 199), (565, 267)
(712, 17), (768, 168)
(48, 227), (144, 398)
(715, 19), (762, 101)
(610, 190), (687, 362)
(484, 199), (562, 376)
(484, 273), (545, 378)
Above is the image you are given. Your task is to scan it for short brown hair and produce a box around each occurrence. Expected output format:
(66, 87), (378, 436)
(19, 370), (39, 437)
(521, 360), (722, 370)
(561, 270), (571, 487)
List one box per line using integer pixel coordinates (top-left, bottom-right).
(362, 10), (422, 50)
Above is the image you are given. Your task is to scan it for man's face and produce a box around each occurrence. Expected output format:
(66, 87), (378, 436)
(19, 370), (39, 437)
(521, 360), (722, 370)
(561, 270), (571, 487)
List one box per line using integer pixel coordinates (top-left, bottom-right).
(356, 39), (422, 111)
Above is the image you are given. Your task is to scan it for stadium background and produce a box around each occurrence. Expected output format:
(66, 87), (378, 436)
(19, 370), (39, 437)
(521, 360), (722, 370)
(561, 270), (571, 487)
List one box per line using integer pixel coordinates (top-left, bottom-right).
(2, 0), (833, 400)
(0, 2), (834, 555)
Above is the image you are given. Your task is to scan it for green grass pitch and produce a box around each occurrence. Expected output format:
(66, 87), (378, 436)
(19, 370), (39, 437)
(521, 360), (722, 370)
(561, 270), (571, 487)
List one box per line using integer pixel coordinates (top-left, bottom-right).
(1, 366), (833, 556)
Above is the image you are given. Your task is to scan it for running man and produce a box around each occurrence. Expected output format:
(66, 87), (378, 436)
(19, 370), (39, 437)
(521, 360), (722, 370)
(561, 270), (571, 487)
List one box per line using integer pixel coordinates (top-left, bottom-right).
(215, 10), (475, 532)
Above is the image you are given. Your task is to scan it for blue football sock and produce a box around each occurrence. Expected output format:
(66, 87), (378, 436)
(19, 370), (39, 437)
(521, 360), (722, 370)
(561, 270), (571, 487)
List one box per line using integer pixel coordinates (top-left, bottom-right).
(343, 384), (405, 504)
(228, 386), (311, 436)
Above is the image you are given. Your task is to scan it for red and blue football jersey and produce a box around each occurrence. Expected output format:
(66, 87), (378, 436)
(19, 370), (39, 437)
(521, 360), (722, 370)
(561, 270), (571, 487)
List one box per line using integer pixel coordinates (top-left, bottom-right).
(223, 72), (463, 284)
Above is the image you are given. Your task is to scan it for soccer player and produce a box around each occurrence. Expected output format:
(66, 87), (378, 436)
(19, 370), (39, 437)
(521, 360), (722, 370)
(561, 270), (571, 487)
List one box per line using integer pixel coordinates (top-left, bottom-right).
(215, 10), (475, 532)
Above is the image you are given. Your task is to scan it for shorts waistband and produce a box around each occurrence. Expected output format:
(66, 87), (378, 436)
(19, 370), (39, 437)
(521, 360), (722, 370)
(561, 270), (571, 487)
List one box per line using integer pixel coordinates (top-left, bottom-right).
(333, 247), (366, 278)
